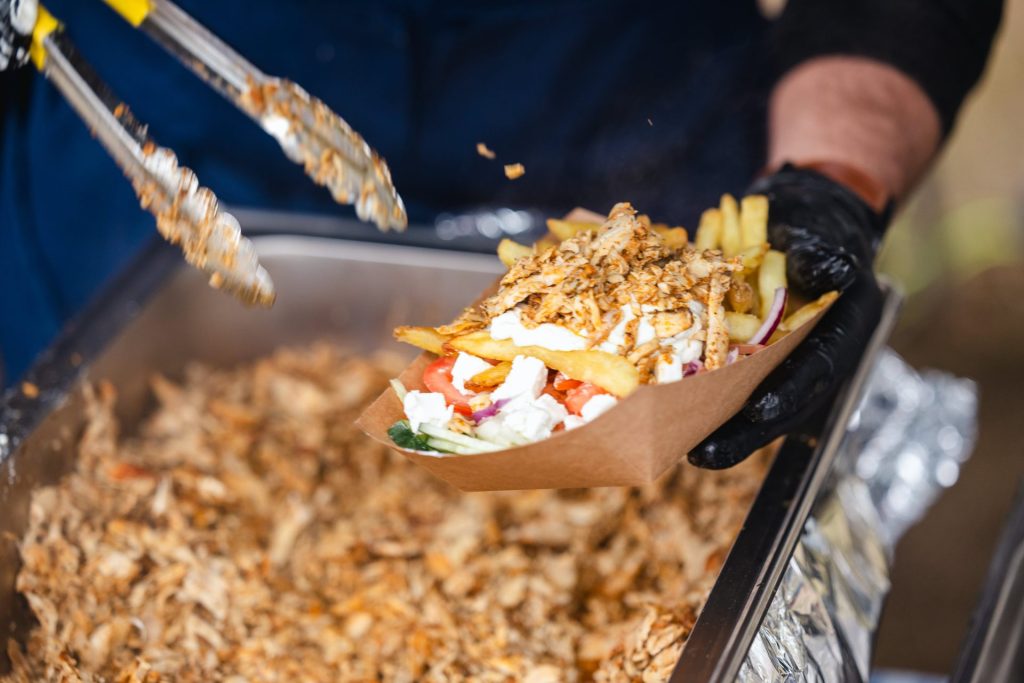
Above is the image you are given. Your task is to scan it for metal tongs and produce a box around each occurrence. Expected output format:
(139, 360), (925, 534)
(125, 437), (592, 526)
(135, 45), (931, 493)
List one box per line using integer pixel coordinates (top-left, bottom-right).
(28, 0), (407, 307)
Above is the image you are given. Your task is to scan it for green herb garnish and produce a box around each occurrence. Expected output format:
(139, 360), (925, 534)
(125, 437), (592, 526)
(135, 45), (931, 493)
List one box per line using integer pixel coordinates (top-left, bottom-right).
(387, 420), (438, 451)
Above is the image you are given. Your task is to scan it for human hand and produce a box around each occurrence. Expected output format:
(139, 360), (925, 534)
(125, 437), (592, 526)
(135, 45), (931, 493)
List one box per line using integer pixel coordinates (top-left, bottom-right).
(0, 0), (36, 71)
(689, 163), (889, 468)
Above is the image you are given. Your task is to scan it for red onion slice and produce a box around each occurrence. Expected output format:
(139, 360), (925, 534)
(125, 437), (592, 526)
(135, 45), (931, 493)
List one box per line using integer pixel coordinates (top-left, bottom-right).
(471, 398), (510, 423)
(726, 348), (739, 365)
(748, 287), (788, 345)
(683, 360), (703, 377)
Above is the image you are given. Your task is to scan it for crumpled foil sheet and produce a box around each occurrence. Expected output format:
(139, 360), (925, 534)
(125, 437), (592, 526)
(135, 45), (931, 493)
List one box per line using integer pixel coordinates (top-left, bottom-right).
(737, 349), (978, 682)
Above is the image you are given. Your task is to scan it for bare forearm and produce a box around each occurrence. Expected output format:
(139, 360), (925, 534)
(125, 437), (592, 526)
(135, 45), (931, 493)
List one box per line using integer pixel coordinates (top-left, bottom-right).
(768, 56), (941, 203)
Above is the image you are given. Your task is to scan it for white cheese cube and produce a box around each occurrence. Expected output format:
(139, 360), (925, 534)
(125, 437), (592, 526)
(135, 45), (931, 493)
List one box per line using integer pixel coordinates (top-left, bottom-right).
(535, 394), (569, 424)
(655, 355), (684, 384)
(580, 394), (618, 422)
(492, 355), (548, 405)
(450, 352), (493, 394)
(402, 391), (454, 432)
(562, 415), (586, 431)
(501, 394), (568, 441)
(654, 336), (704, 385)
(672, 338), (703, 365)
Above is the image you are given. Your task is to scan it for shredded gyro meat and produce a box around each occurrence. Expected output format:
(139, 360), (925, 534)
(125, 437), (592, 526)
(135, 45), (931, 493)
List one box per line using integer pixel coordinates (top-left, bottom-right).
(447, 203), (740, 373)
(3, 344), (769, 682)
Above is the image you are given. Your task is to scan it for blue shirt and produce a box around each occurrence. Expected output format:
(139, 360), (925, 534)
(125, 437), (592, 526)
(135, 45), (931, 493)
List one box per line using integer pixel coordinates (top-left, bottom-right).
(0, 0), (770, 384)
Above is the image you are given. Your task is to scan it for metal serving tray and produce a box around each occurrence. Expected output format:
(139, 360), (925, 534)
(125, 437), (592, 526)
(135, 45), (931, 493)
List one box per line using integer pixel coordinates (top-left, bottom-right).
(0, 219), (900, 678)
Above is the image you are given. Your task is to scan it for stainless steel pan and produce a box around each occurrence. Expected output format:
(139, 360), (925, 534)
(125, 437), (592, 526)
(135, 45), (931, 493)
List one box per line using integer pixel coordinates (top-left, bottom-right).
(0, 220), (900, 677)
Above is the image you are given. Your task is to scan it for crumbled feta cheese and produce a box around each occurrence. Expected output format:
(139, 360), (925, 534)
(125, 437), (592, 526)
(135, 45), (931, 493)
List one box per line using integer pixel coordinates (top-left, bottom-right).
(490, 310), (587, 351)
(402, 391), (453, 432)
(492, 355), (547, 405)
(474, 394), (568, 444)
(646, 300), (707, 385)
(673, 338), (703, 364)
(655, 356), (684, 384)
(562, 415), (586, 431)
(654, 337), (704, 384)
(535, 394), (569, 422)
(450, 352), (492, 394)
(580, 394), (618, 422)
(500, 394), (568, 442)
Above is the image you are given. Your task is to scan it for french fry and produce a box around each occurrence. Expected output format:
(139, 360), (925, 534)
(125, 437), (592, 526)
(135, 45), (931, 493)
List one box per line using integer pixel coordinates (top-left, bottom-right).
(394, 326), (450, 355)
(653, 226), (688, 249)
(449, 332), (639, 397)
(738, 243), (769, 273)
(468, 361), (512, 388)
(758, 250), (787, 318)
(695, 208), (722, 251)
(719, 194), (742, 257)
(725, 312), (762, 342)
(497, 238), (533, 267)
(564, 207), (606, 223)
(740, 195), (769, 249)
(727, 276), (754, 314)
(780, 291), (839, 332)
(546, 218), (600, 242)
(535, 237), (559, 253)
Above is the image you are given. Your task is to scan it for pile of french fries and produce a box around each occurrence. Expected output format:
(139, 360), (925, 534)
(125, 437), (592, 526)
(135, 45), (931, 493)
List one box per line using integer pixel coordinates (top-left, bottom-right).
(395, 196), (837, 396)
(497, 195), (836, 341)
(697, 196), (837, 336)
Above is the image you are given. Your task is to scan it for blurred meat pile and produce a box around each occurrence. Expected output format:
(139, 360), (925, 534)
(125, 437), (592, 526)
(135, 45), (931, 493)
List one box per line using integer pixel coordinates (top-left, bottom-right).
(3, 344), (768, 682)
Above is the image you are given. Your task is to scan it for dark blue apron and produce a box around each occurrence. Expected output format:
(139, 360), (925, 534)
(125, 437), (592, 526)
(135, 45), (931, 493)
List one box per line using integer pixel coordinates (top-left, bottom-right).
(0, 0), (770, 384)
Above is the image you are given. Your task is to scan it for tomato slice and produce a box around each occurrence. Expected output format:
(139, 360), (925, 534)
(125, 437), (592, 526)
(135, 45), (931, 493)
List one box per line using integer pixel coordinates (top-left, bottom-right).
(422, 356), (473, 416)
(542, 384), (567, 403)
(552, 371), (582, 392)
(564, 382), (607, 415)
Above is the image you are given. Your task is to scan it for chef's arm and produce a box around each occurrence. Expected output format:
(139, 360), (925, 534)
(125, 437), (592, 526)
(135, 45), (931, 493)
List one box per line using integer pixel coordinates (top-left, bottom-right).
(767, 58), (939, 206)
(690, 0), (1004, 469)
(767, 0), (1003, 204)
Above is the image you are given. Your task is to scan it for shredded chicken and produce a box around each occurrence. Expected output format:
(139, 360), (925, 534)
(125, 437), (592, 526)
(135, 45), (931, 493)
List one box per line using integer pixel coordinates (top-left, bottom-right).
(441, 203), (740, 373)
(3, 344), (769, 682)
(504, 163), (526, 179)
(477, 143), (497, 160)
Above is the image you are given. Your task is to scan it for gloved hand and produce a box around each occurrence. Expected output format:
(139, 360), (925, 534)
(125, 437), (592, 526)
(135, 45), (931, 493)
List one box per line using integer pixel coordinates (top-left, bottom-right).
(0, 0), (36, 71)
(689, 163), (890, 469)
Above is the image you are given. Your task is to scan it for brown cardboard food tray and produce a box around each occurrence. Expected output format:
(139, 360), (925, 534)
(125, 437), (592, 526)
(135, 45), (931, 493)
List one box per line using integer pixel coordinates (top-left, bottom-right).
(358, 290), (827, 492)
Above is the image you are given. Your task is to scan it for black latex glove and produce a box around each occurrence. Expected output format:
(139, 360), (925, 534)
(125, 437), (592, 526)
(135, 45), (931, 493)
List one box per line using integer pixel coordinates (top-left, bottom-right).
(689, 164), (889, 469)
(0, 0), (35, 72)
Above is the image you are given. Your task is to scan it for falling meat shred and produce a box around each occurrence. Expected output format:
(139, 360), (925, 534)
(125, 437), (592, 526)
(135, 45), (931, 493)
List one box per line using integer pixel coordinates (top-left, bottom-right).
(3, 343), (769, 682)
(476, 142), (497, 159)
(504, 163), (526, 179)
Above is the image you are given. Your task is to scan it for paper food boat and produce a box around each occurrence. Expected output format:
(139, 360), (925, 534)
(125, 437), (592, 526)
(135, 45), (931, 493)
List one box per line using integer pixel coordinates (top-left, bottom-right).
(356, 305), (825, 491)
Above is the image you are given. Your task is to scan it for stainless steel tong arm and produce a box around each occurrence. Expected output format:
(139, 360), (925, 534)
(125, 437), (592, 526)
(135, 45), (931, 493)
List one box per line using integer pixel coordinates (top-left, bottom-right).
(30, 6), (276, 306)
(103, 0), (408, 231)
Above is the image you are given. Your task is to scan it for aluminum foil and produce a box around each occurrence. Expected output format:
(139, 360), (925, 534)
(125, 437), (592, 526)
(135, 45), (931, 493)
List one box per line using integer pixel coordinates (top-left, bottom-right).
(737, 349), (978, 682)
